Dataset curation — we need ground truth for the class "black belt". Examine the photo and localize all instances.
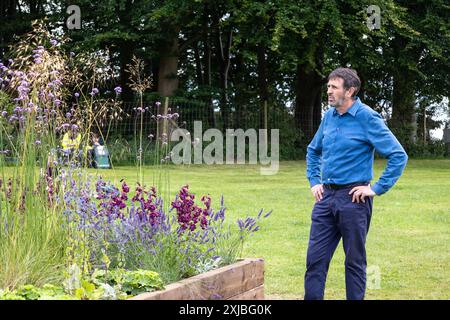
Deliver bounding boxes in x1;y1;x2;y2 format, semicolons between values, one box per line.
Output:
323;181;370;190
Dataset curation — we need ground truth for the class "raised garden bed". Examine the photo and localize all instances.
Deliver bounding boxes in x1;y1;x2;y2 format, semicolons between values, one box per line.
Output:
129;258;264;300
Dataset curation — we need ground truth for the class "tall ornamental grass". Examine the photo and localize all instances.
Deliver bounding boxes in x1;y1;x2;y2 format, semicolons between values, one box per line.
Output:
0;21;123;289
0;22;68;289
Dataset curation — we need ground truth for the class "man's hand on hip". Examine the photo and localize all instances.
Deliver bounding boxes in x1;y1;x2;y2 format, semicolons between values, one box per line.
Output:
349;185;376;203
311;184;324;202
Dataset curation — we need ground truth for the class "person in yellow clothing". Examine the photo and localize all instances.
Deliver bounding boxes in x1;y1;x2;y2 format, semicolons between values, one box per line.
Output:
61;128;81;160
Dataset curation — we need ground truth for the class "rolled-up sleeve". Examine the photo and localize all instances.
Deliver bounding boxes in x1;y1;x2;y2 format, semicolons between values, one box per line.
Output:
366;112;408;195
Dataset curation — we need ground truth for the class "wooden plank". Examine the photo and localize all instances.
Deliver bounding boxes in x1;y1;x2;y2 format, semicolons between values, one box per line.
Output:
130;258;264;300
227;285;264;300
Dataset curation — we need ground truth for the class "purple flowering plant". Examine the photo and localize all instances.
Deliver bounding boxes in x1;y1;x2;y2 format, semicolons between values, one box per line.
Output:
59;171;271;283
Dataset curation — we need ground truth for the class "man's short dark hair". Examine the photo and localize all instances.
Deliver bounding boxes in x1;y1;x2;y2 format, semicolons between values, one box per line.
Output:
328;68;361;97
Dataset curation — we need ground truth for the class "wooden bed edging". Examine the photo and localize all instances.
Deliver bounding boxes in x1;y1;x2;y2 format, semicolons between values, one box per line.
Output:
129;258;264;300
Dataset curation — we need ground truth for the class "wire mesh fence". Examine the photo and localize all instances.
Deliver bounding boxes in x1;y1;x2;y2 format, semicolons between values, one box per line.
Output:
0;96;308;168
99;97;304;165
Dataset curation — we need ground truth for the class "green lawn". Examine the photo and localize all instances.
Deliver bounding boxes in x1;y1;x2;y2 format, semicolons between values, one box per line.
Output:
89;159;450;299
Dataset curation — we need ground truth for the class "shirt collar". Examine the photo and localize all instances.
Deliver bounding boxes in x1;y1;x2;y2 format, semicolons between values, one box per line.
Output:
332;97;362;117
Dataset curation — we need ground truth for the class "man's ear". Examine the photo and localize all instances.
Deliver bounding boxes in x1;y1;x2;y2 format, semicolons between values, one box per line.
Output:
346;87;355;98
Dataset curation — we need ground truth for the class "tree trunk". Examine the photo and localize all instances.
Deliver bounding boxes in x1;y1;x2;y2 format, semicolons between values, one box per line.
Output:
203;19;215;128
0;0;18;59
358;71;366;101
390;37;417;148
193;41;204;85
234;50;252;129
115;0;135;106
119;40;135;104
216;25;232;130
391;71;417;147
157;36;180;97
312;88;322;131
257;43;269;130
28;0;40;15
294;64;323;142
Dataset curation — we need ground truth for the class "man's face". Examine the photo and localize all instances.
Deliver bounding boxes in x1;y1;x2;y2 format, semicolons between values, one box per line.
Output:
327;77;349;108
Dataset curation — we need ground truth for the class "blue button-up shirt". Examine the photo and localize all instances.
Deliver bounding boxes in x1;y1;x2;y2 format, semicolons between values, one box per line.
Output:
306;97;408;195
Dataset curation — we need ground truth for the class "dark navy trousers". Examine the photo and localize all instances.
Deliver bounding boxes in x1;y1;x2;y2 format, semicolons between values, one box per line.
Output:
304;185;373;300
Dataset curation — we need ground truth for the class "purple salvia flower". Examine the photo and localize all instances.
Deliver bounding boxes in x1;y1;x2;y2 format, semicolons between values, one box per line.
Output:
264;210;272;218
257;208;263;219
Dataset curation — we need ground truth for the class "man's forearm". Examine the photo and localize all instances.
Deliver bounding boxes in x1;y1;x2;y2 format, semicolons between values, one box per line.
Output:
371;150;408;195
306;149;322;187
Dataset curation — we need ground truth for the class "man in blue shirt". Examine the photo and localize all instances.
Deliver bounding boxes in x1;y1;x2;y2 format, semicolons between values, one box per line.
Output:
304;68;408;300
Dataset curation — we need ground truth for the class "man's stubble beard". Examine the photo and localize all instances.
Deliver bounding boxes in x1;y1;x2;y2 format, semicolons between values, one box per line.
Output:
330;97;345;108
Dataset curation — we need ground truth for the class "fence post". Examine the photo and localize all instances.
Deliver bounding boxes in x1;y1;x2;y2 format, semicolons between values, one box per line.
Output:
163;96;169;136
264;100;268;146
443;127;450;157
423;107;427;145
